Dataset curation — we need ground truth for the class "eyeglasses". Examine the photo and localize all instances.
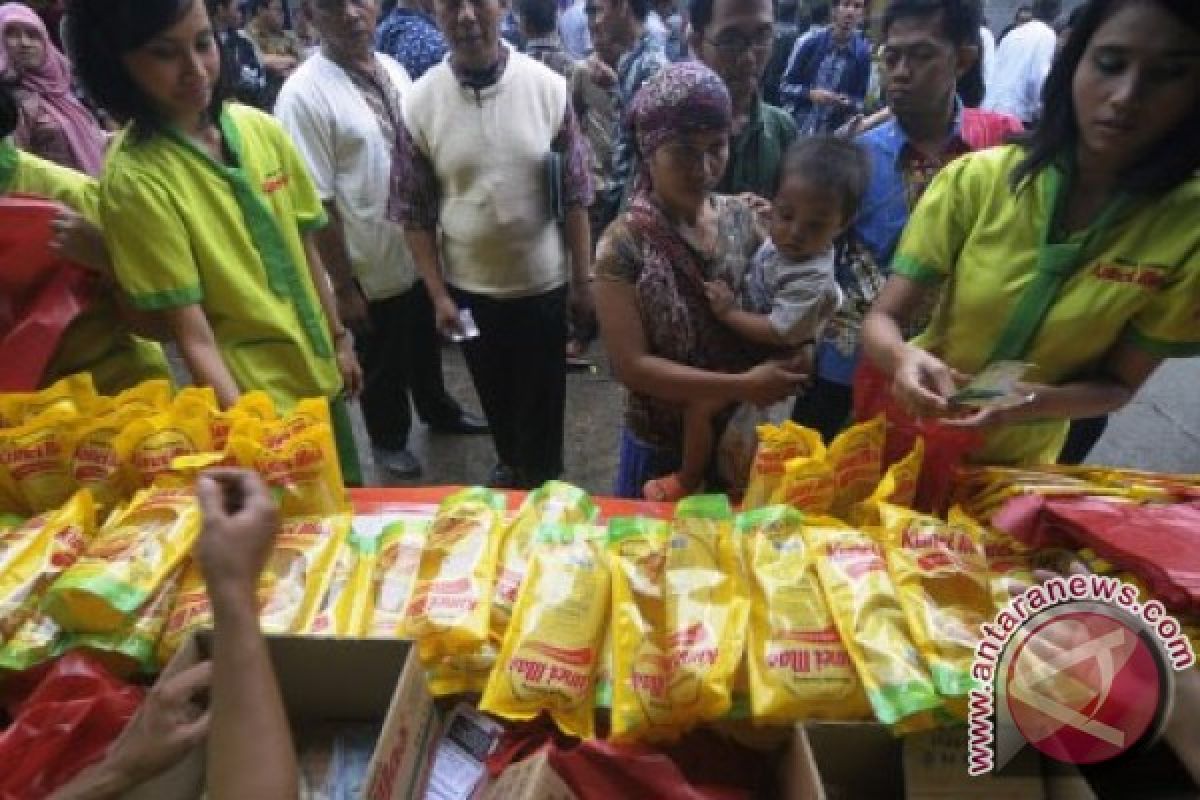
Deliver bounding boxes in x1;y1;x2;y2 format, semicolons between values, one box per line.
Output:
703;29;774;56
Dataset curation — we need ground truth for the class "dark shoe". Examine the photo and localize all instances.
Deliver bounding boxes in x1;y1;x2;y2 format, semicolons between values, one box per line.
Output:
428;410;490;435
376;447;422;479
485;463;520;489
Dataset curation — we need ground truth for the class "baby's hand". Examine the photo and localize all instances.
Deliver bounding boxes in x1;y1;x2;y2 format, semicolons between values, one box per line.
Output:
704;280;735;318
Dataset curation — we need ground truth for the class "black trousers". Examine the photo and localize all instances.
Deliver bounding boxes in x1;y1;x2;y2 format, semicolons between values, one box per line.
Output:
1060;415;1110;465
356;282;465;451
452;285;567;488
790;377;854;445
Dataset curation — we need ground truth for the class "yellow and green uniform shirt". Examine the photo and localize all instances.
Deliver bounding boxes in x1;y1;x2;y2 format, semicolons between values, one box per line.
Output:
893;145;1200;466
98;104;341;411
0;140;170;394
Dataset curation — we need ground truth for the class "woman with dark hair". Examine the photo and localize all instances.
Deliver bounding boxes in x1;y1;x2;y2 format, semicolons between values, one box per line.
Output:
0;3;105;173
65;0;364;482
862;0;1200;467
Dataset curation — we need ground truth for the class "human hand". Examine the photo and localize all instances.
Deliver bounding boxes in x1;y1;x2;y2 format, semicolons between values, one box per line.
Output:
195;470;279;602
104;661;212;788
737;192;772;225
784;342;816;389
432;292;463;339
335;282;371;333
704;280;736;318
335;335;363;399
741;360;806;407
50;210;114;278
569;280;595;335
809;88;840;106
587;54;617;88
890;345;966;418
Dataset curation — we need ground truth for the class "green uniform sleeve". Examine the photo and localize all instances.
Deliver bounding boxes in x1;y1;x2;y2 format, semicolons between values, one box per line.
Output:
273;120;328;234
1124;248;1200;357
100;166;203;311
6;148;101;222
891;153;980;285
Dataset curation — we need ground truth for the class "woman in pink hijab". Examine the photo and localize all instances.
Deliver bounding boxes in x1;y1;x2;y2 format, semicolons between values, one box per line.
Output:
1;2;105;174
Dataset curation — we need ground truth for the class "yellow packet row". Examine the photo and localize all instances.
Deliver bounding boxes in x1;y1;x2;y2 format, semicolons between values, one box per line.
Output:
259;514;351;634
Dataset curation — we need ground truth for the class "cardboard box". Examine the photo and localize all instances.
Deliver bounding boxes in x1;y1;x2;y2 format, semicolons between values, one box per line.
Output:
124;633;434;800
479;751;578;800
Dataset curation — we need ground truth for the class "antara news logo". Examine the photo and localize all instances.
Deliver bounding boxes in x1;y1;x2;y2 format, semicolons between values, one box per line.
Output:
968;573;1195;775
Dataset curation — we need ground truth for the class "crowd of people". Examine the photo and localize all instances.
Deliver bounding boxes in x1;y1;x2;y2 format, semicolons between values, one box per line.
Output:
1;0;1197;503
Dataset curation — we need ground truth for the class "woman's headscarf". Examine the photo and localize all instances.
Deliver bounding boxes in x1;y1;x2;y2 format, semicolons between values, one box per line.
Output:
0;2;105;174
628;61;732;195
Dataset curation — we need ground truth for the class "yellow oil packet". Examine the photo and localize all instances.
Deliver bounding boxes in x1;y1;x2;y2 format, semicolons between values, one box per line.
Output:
968;509;1036;611
231;422;347;518
0;410;79;513
3;374;96;426
363;519;427;639
662;495;745;730
157;561;210;665
609;516;673;742
427;644;499;696
492;482;596;642
259;514;351;634
44;487;202;634
852;439;924;527
769;450;835;515
743;422;825;510
0;467;23;516
880;504;992;713
826;416;886;520
307;534;368;638
112;380;173;417
69;566;182;676
70;411;139;512
741;506;871;723
0;601;65;672
404;488;505;663
116;411;213;490
211;390;277;450
0;490;96;640
481;524;610;739
807;521;941;726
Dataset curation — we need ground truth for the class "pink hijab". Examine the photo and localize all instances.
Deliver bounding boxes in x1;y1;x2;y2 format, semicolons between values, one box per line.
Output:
0;2;105;175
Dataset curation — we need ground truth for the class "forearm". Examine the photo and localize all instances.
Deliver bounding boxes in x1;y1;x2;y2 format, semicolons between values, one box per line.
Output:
615;352;748;407
720;309;788;348
260;54;295;74
405;228;450;301
312;203;357;292
302;234;347;339
170;308;240;408
862;306;913;377
208;584;297;800
997;378;1134;425
49;762;134;800
564;207;591;285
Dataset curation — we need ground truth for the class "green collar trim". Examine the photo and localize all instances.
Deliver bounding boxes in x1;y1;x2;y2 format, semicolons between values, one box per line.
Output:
0;141;18;195
162;109;332;358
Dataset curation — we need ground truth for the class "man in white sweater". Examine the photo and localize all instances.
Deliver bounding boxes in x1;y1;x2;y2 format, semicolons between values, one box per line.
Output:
983;0;1059;124
390;0;594;489
276;0;487;481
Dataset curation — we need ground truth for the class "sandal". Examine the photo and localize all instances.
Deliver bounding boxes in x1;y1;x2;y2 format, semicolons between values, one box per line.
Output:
643;473;690;502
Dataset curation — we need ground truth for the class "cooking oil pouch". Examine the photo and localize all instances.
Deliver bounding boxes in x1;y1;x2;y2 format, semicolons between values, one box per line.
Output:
231;421;347;517
426;643;499;696
0;410;78;513
306;535;367;637
259;514;351;634
111;380;173;417
363;518;427;639
70;411;139;512
115;411;213;490
211;390;277;450
2;374;96;426
44;487;202;634
807;521;941;726
492;482;596;642
0;490;96;640
156;560;210;665
481;524;609;739
741;506;870;723
826;416;886;520
744;422;825;510
0;467;22;516
69;565;182;676
852;439;924;527
662;495;745;731
969;508;1037;611
0;601;65;672
608;516;674;742
404;488;505;663
769;450;835;515
880;504;992;711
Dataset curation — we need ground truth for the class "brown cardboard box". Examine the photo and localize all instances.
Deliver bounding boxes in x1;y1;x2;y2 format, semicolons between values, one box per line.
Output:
479;751;578;800
123;633;433;800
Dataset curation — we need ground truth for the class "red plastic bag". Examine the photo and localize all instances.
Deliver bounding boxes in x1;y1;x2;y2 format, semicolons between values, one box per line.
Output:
0;652;144;800
852;360;981;514
0;196;97;391
489;718;779;800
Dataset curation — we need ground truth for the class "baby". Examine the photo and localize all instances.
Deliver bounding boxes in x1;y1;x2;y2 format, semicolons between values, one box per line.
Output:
644;136;870;502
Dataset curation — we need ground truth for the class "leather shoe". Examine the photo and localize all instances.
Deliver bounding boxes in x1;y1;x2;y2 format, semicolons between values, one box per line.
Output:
376;447;422;479
428;411;490;435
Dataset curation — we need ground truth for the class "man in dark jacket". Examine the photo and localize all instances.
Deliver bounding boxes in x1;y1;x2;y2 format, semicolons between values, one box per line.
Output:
779;0;869;134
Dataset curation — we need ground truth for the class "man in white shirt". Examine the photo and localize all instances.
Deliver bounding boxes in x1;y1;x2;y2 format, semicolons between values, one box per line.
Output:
983;0;1059;124
276;0;486;480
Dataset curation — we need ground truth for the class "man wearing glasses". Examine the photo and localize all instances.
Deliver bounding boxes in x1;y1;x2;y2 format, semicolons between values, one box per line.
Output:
689;0;796;200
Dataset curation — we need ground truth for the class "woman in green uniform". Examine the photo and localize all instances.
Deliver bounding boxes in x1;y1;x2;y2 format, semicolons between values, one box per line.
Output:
0;84;171;394
65;0;364;482
862;0;1200;467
